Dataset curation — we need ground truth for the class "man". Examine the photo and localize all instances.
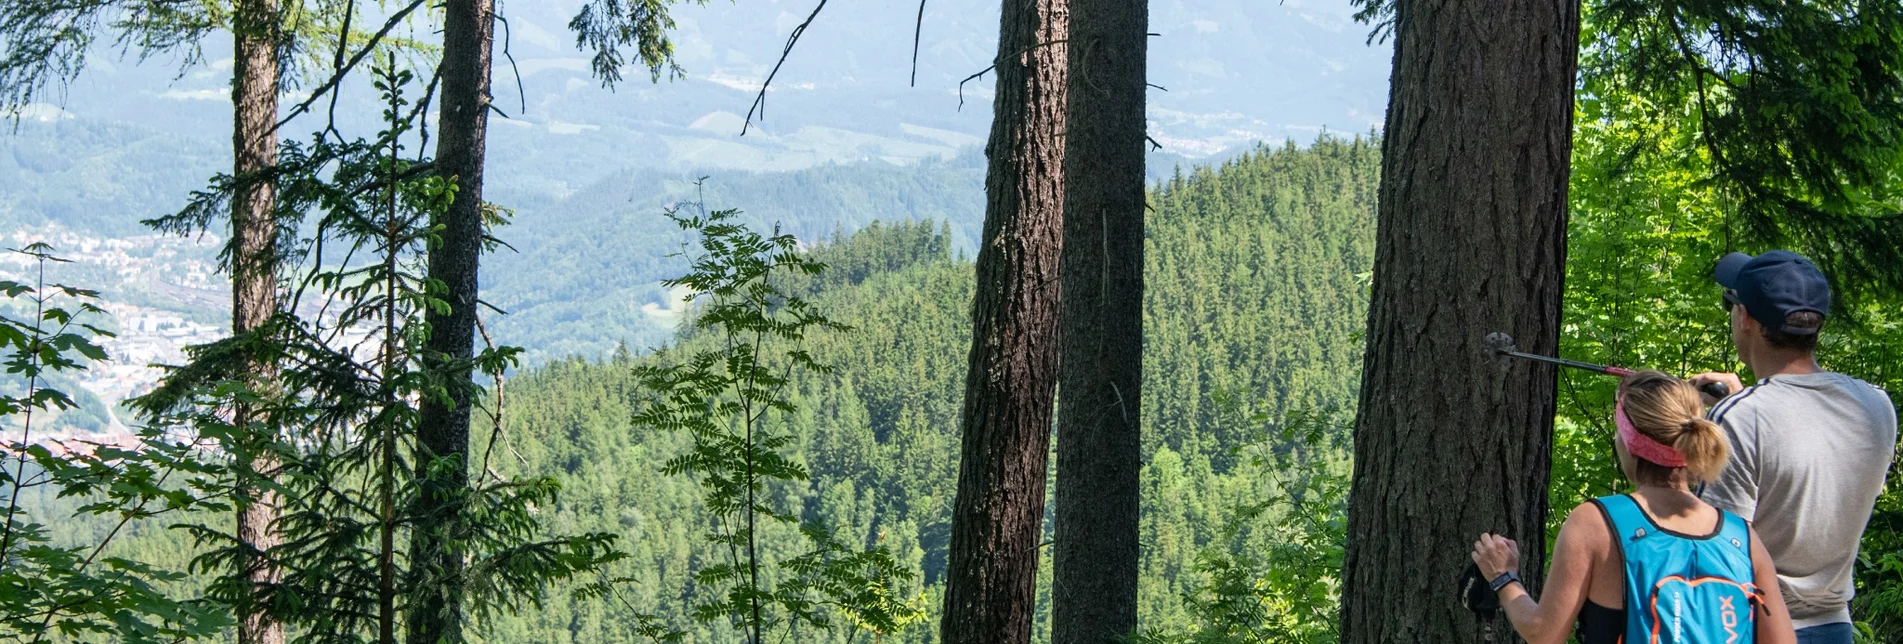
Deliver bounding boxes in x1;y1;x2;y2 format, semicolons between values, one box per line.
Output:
1692;250;1898;644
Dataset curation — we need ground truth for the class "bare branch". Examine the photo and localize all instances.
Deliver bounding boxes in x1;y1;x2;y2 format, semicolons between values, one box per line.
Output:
910;0;928;87
742;0;830;135
323;0;359;143
410;65;443;154
274;0;432;136
956;38;1067;111
495;12;527;116
955;66;994;111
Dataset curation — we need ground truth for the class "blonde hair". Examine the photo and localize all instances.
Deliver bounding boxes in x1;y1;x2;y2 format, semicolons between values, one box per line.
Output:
1619;371;1730;484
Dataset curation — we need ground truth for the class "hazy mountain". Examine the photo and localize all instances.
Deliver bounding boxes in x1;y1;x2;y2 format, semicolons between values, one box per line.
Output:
9;0;1390;201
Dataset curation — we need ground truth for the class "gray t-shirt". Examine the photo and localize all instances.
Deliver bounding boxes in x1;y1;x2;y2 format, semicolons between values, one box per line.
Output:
1700;371;1898;628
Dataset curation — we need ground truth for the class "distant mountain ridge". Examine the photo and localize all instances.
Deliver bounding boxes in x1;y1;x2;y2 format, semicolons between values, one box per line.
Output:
7;0;1389;210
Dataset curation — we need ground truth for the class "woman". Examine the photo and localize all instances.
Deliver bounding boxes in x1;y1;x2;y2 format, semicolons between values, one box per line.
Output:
1470;371;1797;644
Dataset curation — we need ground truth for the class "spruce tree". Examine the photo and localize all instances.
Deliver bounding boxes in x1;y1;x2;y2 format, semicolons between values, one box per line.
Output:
410;0;496;641
1051;0;1147;640
938;0;1068;641
229;2;286;640
1337;0;1581;641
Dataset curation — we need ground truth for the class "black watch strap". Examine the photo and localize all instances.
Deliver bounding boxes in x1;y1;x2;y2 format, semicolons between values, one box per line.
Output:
1488;570;1520;592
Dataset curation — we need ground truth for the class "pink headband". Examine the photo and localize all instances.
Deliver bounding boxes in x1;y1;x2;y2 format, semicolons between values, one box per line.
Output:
1615;397;1687;468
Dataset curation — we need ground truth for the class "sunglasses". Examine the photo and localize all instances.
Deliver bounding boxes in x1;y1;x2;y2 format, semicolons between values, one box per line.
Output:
1721;289;1742;312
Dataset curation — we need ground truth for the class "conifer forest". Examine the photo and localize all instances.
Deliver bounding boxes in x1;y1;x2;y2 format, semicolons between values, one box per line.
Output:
0;0;1899;643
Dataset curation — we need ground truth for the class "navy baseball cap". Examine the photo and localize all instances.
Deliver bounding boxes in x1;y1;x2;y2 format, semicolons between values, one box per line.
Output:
1713;250;1831;335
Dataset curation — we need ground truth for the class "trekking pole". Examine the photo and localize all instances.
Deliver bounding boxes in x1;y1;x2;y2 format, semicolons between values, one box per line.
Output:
1483;332;1731;401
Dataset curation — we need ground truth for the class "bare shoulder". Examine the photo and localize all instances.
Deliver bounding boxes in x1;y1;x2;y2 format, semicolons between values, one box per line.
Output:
1555;502;1612;555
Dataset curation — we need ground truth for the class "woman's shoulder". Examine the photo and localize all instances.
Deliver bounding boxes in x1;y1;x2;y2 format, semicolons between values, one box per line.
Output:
1556;501;1616;553
1563;501;1611;526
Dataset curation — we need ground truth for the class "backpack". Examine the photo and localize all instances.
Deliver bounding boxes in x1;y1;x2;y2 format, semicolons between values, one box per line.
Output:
1593;494;1762;644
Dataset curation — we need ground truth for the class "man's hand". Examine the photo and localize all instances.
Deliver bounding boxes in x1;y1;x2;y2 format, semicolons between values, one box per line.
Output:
1690;372;1744;406
1471;533;1520;581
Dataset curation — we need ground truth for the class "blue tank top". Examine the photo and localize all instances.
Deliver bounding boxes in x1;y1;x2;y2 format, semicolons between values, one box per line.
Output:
1592;494;1761;644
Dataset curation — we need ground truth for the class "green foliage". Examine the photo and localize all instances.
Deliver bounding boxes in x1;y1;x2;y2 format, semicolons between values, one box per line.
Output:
1584;0;1903;299
0;0;219;110
1550;45;1738;537
1133;406;1350;644
1142;139;1378;468
568;0;713;86
0;244;231;642
627;200;921;642
473;217;961;643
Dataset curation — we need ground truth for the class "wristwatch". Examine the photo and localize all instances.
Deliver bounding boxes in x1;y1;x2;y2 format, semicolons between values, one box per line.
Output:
1488;570;1521;593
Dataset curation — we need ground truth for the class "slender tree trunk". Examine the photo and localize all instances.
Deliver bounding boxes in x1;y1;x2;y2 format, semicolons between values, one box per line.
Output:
1050;0;1145;640
379;100;402;644
409;0;493;641
231;2;283;642
937;0;1067;640
1337;0;1580;642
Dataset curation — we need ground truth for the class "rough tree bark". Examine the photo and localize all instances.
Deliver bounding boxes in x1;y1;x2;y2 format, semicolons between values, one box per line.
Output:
231;1;284;642
408;0;493;641
1338;0;1580;642
1050;0;1145;640
937;0;1067;641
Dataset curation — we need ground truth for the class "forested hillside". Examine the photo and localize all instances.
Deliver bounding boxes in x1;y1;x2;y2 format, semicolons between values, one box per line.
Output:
482;146;1257;364
481;137;1379;642
0;118;223;237
483;152;988;362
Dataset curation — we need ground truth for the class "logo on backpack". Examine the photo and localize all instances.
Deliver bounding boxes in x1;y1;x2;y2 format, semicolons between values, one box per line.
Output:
1648;576;1756;644
1722;595;1740;643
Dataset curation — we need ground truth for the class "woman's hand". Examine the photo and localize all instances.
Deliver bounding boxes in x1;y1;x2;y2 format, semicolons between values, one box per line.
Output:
1471;533;1521;580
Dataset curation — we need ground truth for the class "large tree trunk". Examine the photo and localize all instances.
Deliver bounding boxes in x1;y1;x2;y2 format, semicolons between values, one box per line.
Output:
1050;0;1145;640
231;2;283;642
409;0;493;641
937;0;1067;641
1337;1;1580;642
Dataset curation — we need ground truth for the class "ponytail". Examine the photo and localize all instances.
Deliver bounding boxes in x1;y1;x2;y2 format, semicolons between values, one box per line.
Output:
1619;371;1735;486
1673;416;1729;484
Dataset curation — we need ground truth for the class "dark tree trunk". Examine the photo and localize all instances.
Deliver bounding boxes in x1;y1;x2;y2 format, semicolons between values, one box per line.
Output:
1337;0;1580;642
937;0;1067;641
1050;0;1145;640
231;2;283;642
408;0;493;641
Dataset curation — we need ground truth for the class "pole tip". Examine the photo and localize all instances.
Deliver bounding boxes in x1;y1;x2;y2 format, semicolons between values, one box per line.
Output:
1482;331;1517;356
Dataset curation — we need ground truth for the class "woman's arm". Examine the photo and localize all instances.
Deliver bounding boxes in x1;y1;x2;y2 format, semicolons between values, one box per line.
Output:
1748;526;1796;644
1471;504;1606;644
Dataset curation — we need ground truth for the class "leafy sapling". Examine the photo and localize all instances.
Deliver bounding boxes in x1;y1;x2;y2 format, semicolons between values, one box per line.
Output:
630;197;924;643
